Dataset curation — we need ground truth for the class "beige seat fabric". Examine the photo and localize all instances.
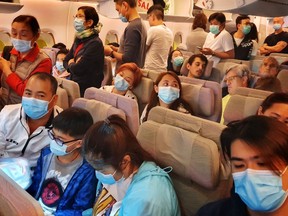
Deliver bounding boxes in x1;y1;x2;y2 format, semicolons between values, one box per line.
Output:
41;47;59;66
223;87;272;125
72;98;126;123
141;68;160;82
137;107;230;216
56;87;69;109
55;77;80;108
180;58;214;79
101;57;113;86
84;87;139;135
0;169;44;216
132;77;154;114
180;77;222;122
277;69;288;93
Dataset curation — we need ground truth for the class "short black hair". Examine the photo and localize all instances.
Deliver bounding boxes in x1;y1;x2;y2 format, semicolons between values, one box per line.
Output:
260;92;288;113
78;6;99;28
208;12;226;24
12;15;40;36
56;48;69;58
187;54;208;65
147;4;164;20
236;15;250;29
52;107;93;138
29;72;58;95
52;43;67;50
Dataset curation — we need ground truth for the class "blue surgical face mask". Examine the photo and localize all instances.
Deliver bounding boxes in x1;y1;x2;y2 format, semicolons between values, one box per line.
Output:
173;56;184;67
55;61;65;72
74;18;85;32
11;38;32;53
158;86;180;104
22;96;51;120
119;14;128;23
233;168;288;212
242;25;251;35
114;74;130;91
50;140;68;156
96;170;117;185
210;25;220;35
273;23;281;30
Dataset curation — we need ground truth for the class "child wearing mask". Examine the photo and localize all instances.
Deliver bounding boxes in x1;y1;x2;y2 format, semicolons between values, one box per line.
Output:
27;107;97;216
52;48;70;79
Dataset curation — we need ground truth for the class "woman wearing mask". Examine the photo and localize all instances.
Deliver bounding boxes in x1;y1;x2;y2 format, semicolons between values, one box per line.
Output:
64;6;104;96
0;15;52;110
141;71;193;123
82;115;181;216
100;63;142;101
167;49;184;75
52;48;70;79
200;12;234;67
197;115;288;216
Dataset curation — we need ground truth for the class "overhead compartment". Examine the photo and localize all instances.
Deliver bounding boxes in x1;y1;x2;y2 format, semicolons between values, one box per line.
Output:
0;0;23;13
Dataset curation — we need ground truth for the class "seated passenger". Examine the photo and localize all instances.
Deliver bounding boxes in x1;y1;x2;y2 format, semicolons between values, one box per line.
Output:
197;115;288;216
52;42;67;50
200;12;234;67
167;49;184;75
82;115;181;216
100;63;142;101
0;73;61;170
186;54;208;79
0;15;52;110
141;71;193;123
258;92;288;125
52;48;70;79
28;107;97;215
257;56;279;78
254;76;282;92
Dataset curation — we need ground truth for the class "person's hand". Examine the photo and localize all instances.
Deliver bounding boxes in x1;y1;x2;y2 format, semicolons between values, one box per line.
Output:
200;48;214;55
68;58;75;65
0;57;12;76
104;45;113;56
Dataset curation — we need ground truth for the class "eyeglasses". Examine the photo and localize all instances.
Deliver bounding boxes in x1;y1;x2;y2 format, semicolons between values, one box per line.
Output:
224;75;241;83
73;14;85;19
48;130;79;146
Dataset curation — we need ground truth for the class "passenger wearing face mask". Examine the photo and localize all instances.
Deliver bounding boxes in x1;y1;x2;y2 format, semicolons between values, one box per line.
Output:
0;15;52;110
52;48;70;79
100;63;142;101
104;0;147;70
140;71;193;123
232;15;258;60
197;115;288;216
64;6;104;96
82;115;181;216
0;73;62;170
260;17;288;55
27;107;97;216
201;12;234;67
167;49;184;75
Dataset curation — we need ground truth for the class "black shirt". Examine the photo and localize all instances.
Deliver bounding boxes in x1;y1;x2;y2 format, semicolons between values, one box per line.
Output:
264;31;288;54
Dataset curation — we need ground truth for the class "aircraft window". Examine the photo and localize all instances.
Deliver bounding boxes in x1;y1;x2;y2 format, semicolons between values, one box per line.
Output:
0;31;12;53
36;31;55;48
173;32;182;50
105;31;118;45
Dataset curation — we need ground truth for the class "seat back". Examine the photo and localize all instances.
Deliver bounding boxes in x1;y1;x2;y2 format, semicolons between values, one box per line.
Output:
180;77;222;122
55;77;80;108
0;169;44;216
84;87;139;135
277;69;288;93
132;77;154;114
101;57;113;86
141;68;160;82
180;58;214;80
223;87;272;124
137;107;230;216
56;86;69;109
72;98;126;123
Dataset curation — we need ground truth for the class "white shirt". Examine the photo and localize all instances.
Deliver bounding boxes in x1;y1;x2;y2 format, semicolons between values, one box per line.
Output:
186;28;208;54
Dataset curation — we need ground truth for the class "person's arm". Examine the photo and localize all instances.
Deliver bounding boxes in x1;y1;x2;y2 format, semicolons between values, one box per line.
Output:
262;41;287;53
4;58;52;96
201;48;235;59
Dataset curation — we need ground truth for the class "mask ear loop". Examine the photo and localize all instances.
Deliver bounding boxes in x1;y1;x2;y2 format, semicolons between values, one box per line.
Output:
280;166;288;177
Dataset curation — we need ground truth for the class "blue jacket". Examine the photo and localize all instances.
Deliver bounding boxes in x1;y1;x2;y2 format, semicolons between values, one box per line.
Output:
27;147;97;216
119;161;181;216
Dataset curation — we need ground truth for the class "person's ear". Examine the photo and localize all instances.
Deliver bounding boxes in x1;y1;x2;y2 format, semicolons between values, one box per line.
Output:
154;84;159;93
186;63;191;70
51;95;58;107
120;154;131;170
257;106;264;115
85;19;94;28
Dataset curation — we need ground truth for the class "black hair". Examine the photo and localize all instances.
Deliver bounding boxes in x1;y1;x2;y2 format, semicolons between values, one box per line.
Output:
260;92;288;113
187;54;208;65
29;72;58;95
78;6;99;28
153;0;165;8
52;43;67;50
235;15;250;26
114;0;137;8
147;4;164;20
12;15;40;36
208;12;226;24
56;48;69;58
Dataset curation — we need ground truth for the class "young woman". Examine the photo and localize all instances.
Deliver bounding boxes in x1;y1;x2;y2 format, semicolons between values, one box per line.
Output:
64;6;104;96
100;63;142;101
167;49;184;75
0;15;52;109
141;71;193;123
197;115;288;216
82;115;181;216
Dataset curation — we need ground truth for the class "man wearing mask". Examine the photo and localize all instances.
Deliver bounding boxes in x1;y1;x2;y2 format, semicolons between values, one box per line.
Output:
200;12;234;67
259;17;288;55
104;0;147;68
232;15;258;60
0;73;61;170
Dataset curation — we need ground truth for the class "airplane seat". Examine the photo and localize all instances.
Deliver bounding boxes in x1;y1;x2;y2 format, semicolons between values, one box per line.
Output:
179;77;222;122
181;50;194;59
56;86;69;109
136;106;231;216
84;87;139;135
55;77;80;108
141;69;160;82
270;52;288;60
277;69;288;93
101;57;113;86
0;169;44;216
41;47;59;66
132;77;154;115
250;59;262;74
223;87;272;125
180;58;214;80
72;98;126;123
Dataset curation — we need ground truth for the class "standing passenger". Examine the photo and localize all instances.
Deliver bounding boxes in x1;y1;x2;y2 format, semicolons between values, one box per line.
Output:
64;6;104;96
0;15;52;110
104;0;147;69
144;4;173;72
